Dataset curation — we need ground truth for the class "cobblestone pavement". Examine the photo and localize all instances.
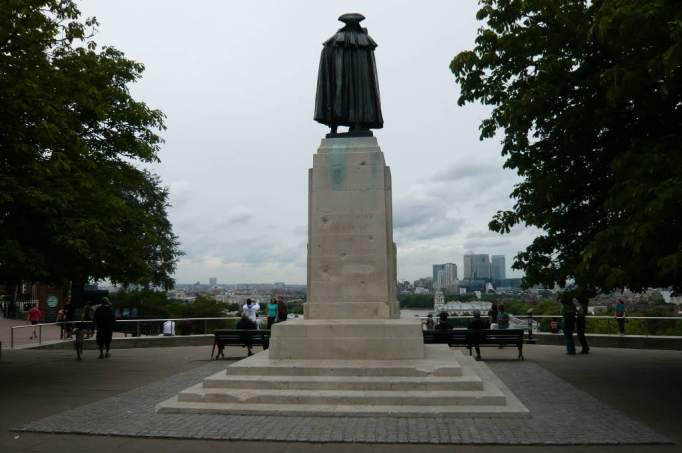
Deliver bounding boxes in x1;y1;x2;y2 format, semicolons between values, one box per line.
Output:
13;358;669;445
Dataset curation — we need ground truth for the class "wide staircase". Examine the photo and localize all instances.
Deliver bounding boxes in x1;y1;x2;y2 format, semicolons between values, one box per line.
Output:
157;345;528;417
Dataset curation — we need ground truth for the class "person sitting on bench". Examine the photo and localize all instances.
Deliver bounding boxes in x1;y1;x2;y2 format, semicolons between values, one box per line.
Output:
236;313;257;356
435;312;452;330
467;310;489;361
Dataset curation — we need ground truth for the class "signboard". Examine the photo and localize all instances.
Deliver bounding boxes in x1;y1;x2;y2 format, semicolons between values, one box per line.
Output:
47;295;59;308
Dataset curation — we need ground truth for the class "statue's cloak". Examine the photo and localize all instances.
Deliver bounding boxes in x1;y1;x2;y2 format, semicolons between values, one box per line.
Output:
314;15;383;130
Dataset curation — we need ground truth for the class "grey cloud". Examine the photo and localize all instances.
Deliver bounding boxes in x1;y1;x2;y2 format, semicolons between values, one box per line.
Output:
394;195;463;242
433;161;500;182
466;225;526;240
219;207;254;226
463;237;511;250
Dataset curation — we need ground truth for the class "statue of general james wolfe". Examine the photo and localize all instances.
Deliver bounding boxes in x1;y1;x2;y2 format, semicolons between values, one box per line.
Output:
314;13;384;137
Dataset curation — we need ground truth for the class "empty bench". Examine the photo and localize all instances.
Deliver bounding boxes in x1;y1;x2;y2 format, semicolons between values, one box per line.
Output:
423;328;525;360
211;329;270;359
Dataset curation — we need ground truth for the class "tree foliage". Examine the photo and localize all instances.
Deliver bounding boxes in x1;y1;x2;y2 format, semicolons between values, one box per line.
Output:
0;0;180;289
109;290;226;319
452;0;682;292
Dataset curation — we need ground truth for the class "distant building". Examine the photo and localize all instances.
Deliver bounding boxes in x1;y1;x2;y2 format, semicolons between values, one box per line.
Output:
432;264;445;289
413;277;433;291
433;263;457;290
463;253;490;280
397;280;412;293
491;255;506;280
464;254;491;280
463;255;474;280
209;277;217;287
434;300;492;315
434;289;445;305
495;278;523;289
457;279;487;293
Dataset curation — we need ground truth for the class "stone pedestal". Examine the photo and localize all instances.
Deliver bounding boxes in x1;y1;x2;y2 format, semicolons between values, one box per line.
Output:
269;136;417;360
304;136;400;320
269;319;424;360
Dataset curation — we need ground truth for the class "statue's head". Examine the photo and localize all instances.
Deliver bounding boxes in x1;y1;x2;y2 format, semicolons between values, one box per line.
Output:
338;13;365;29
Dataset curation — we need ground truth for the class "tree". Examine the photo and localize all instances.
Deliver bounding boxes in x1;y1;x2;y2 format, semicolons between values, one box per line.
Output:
451;0;682;293
0;0;180;292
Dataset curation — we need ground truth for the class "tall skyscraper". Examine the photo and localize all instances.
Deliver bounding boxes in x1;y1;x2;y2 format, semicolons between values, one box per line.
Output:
433;263;458;289
209;277;217;287
443;263;457;286
491;255;506;280
432;264;445;286
463;253;491;280
463;255;474;279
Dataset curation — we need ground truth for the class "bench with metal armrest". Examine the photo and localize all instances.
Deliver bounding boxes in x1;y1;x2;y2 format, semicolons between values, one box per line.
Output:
423;328;525;360
211;329;270;359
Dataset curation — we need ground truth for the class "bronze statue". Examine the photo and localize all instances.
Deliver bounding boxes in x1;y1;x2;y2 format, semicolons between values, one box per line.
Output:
314;13;383;137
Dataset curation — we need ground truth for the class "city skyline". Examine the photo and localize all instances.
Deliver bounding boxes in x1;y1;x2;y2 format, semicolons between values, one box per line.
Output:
78;1;536;284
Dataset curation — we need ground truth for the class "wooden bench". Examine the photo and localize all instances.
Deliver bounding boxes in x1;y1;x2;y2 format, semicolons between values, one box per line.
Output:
211;329;270;359
423;328;525;360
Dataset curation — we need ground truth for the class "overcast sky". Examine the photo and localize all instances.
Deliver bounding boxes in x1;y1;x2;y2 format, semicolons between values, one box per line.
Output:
79;0;539;284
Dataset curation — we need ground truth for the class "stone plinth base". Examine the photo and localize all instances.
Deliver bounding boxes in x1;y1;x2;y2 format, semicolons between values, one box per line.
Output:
156;345;529;418
268;318;424;360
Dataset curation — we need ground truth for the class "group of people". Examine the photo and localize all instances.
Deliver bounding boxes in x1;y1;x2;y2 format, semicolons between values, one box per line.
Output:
425;310;492;361
561;299;591;355
233;297;288;356
54;297;116;359
240;297;288;328
423;303;518;361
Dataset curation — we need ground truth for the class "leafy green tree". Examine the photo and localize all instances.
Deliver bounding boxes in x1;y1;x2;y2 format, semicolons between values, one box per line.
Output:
452;0;682;292
0;1;180;292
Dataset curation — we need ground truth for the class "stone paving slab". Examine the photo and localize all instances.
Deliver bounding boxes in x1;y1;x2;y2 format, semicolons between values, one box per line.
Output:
12;359;670;445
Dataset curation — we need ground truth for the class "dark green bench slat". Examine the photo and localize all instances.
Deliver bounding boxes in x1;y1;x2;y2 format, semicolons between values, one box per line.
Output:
422;329;525;360
212;329;271;358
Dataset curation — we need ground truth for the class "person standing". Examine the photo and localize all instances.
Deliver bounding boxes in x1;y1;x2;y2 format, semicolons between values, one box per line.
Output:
561;299;577;355
576;303;590;354
497;305;510;329
56;306;66;339
424;313;435;330
27;304;42;339
94;297;115;358
487;302;498;325
242;299;260;324
614;299;626;335
63;296;75;339
467;310;489;361
266;298;278;329
82;300;94;339
277;296;288;323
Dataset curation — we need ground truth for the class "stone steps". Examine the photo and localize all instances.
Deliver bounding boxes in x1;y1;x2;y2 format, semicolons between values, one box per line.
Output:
225;351;463;377
157;399;529;418
156;346;530;418
176;384;505;406
204;373;484;391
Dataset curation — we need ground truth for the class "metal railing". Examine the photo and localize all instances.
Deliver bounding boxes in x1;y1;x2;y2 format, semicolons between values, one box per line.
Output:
9;314;682;349
8;316;272;349
419;313;682;339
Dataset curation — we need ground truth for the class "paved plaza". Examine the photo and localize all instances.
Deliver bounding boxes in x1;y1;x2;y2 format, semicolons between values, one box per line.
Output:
1;344;680;452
